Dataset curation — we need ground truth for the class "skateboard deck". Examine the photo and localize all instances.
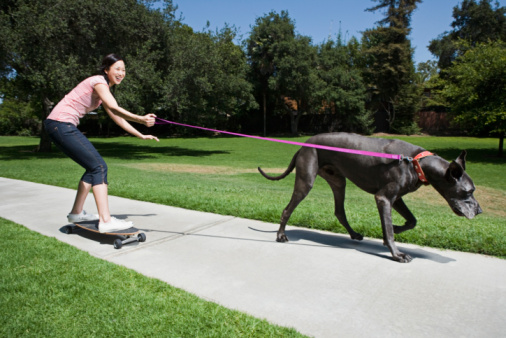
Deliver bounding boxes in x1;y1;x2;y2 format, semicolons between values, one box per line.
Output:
65;220;146;249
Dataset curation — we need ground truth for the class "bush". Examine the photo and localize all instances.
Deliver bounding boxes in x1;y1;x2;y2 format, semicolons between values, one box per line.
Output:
0;98;40;136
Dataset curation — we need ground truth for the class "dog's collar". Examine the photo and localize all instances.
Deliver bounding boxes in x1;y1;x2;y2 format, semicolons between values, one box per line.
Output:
412;151;434;185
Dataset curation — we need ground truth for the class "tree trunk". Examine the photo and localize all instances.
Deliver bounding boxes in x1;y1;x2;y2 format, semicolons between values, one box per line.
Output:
289;111;297;135
263;91;267;137
37;97;53;152
499;132;504;157
289;99;302;136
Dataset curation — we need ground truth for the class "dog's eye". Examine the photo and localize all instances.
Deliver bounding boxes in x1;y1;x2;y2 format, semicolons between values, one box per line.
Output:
462;186;475;198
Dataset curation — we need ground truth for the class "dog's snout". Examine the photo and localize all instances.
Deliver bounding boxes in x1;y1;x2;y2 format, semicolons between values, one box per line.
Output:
477;205;483;215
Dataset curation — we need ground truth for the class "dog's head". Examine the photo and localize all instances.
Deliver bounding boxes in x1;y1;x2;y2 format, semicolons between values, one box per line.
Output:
427;150;482;219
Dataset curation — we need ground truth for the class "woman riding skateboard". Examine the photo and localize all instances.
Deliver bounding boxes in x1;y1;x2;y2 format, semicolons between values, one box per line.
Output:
44;54;159;233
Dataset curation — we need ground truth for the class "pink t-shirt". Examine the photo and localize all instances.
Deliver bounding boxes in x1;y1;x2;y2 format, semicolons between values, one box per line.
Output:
47;75;108;126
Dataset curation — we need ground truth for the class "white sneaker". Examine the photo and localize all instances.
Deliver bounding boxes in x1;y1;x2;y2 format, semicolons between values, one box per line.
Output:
98;217;133;233
67;210;99;223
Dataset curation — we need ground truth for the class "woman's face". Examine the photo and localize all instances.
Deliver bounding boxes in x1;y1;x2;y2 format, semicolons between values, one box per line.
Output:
105;60;126;86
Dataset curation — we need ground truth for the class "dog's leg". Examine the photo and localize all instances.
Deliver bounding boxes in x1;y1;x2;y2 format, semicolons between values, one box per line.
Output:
277;176;315;242
278;187;312;242
277;150;318;243
375;191;412;263
324;175;363;241
392;198;417;234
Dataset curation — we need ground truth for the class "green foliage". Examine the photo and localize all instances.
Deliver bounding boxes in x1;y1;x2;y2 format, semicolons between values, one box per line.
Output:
271;35;319;135
246;11;372;136
366;0;422;28
246;11;297;134
0;0;256;138
362;0;422;133
246;11;296;82
0;0;177;147
0;0;172;101
437;40;506;154
429;0;506;69
1;0;502;139
416;60;438;84
414;60;441;113
0;97;39;136
160;25;257;131
425;0;506;146
0;79;40;135
315;37;372;134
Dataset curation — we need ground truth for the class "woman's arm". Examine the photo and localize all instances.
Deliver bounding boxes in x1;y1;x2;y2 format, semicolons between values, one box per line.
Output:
94;83;156;127
104;106;159;141
95;83;159;141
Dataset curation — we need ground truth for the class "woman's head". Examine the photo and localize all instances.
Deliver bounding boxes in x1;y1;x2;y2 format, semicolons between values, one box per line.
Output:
99;54;126;86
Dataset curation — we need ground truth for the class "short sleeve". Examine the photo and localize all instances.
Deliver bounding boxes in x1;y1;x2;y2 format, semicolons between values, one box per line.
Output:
89;75;108;88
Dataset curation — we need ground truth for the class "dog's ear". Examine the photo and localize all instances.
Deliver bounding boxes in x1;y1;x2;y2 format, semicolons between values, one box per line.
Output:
455;150;467;171
446;160;464;182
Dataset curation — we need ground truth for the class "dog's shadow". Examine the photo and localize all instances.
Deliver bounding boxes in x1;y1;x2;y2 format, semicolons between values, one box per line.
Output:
281;229;455;264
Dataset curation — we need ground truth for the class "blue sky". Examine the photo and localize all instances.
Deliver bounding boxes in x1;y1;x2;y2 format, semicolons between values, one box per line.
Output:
166;0;506;65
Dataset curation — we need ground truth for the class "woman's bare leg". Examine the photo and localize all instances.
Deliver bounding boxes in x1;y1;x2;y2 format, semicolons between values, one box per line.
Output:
70;180;92;215
69;180;111;223
91;183;111;223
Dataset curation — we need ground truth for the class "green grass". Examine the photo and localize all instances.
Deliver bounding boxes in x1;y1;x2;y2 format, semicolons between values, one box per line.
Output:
0;217;305;337
1;134;505;258
0;134;504;335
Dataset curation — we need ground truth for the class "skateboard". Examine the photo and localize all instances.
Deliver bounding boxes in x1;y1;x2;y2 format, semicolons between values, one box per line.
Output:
64;220;146;249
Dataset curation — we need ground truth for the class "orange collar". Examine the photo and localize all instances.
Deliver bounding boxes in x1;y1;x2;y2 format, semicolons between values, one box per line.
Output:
412;151;434;185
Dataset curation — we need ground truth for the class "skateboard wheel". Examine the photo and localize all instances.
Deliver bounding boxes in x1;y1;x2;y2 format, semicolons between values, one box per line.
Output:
65;226;73;234
113;239;123;249
138;233;146;242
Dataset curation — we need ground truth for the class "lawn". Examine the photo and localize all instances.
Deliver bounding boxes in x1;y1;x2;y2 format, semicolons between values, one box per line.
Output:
0;217;304;337
1;133;504;336
1;134;505;258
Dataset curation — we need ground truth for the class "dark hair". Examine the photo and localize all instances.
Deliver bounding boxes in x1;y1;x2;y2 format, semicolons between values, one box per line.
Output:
99;53;124;84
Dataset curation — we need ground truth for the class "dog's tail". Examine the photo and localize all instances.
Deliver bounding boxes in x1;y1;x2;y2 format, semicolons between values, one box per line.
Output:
258;150;299;181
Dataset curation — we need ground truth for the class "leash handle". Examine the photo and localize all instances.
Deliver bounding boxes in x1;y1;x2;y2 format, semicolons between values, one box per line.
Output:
155;117;402;161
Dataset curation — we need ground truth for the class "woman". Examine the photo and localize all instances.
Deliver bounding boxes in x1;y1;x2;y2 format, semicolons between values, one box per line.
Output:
44;54;159;233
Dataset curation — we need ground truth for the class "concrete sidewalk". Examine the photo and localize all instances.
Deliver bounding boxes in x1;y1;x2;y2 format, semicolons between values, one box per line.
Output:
1;177;505;337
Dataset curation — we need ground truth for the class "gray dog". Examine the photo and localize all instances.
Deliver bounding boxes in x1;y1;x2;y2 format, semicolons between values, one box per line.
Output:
258;132;482;263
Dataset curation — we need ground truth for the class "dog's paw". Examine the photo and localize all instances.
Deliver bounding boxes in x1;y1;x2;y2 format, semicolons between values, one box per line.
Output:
394;253;412;263
351;233;363;241
276;234;289;242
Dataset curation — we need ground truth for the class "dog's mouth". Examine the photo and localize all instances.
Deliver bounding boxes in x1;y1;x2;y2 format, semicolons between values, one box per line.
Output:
452;207;465;217
452;206;482;219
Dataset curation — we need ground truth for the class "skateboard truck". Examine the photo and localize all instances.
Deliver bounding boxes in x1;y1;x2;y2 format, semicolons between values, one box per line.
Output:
112;233;146;249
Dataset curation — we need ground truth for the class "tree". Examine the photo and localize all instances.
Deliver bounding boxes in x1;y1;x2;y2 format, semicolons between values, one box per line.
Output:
160;24;257;132
0;0;175;150
0;97;38;136
439;40;506;156
315;36;372;134
416;60;438;84
246;11;296;136
429;0;506;70
361;0;422;134
211;26;258;129
270;35;318;135
413;60;441;112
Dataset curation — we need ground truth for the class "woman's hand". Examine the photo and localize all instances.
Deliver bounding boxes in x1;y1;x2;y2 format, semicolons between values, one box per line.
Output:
143;113;157;127
140;134;159;142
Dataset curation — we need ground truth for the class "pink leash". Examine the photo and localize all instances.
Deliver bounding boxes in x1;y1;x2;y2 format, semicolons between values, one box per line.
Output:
155;117;402;161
